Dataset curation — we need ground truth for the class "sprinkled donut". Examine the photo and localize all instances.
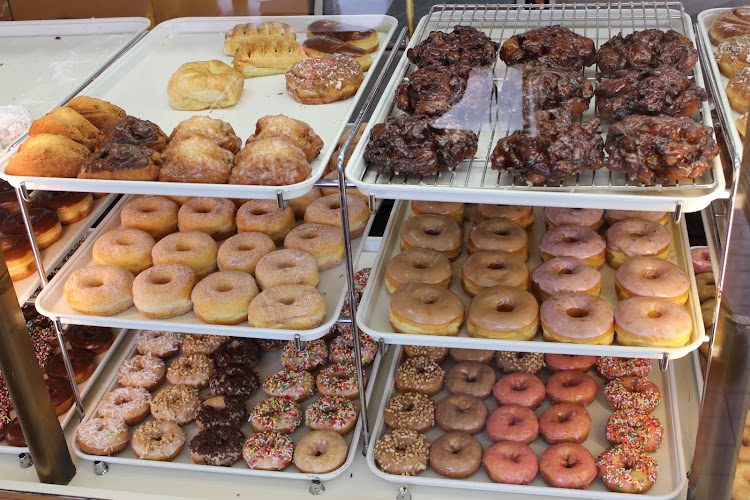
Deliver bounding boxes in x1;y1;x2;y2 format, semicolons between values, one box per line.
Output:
597;357;652;380
281;339;328;371
316;363;365;400
383;392;434;433
605;376;661;412
263;369;315;402
605;409;664;452
305;395;359;435
329;331;377;366
597;444;659;493
243;431;294;470
250;396;302;434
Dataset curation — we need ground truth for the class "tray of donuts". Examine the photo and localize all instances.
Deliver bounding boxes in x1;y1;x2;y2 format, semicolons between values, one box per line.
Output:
34;191;375;341
357;201;706;360
73;328;381;480
367;346;686;498
0;323;127;455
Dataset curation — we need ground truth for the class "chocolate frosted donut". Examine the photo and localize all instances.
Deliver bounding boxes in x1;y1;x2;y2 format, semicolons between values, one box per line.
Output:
96;115;168;152
46;348;95;384
67;325;114;355
209;365;260;398
189;425;245;466
435;393;488;435
212;338;261;368
46;376;74;415
495;351;545;374
257;339;286;352
429;432;483;479
196;395;248;430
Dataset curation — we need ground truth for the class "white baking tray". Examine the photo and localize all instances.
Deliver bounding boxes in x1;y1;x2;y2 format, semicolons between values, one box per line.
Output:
0;15;398;201
345;3;725;213
357;202;705;360
35;194;373;341
12;194;118;306
74;331;381;481
0;327;128;455
367;345;686;499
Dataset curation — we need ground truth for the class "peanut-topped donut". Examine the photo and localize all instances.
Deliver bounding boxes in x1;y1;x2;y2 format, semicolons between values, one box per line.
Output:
605;219;671;268
615;257;689;305
531;256;602;302
475;204;535;228
544;208;604;231
177;197;236;241
384;248;452;293
150;384;201;425
120;196;178;240
384;392;435;433
64;265;135;316
540;292;614;345
467;285;539;340
395;355;445;396
495;351;545;374
388;282;465;336
614;297;692;347
404;345;448;363
166;353;214;389
400;214;462;261
468;219;528;260
540;224;605;269
247;284;326;330
236;199;295;244
374;428;430;476
461;250;529;297
92;228;155;275
255;249;320;290
151;231;218;279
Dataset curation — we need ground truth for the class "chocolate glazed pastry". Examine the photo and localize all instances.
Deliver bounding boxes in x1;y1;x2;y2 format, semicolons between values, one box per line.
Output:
96;115;168;152
499;26;596;71
78;143;161;181
209;365;260;398
212;338;261;368
499;62;594;116
595;29;698;75
408;25;499;68
189;425;245;466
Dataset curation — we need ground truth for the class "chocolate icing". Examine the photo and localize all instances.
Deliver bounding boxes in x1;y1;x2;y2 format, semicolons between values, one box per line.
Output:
307;20;374;41
97;116;167;152
83;143;153;173
189;426;244;465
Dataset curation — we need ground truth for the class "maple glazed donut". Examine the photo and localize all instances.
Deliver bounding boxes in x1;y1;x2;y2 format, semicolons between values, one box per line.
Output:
395;355;446;396
1;208;61;250
544;354;597;373
474;204;535;228
293;429;348;474
544;207;604;231
286;54;365;105
399;214;462;261
383;392;434;433
76;418;129;456
435;393;488;435
492;372;545;409
97;387;152;426
605;376;661;412
132;263;196;319
605;209;669;227
540;292;614;345
374;428;430;476
120;196;178;240
483;441;538;485
445;361;496;399
467;285;539;340
284;223;345;270
236;200;295;245
540;443;597;489
409;200;465;224
546;370;598;406
495;351;545;374
461;250;529;297
531;256;602;302
385;247;452;293
131;420;186;461
614;297;692;347
616;256;689;305
305;395;359;434
191;271;258;325
388;282;465;336
606;409;664;452
430;432;483;479
64;264;135;316
539;403;592;444
597;444;659;494
92;228;155;275
248;284;326;330
255;249;320;289
605;219;671;268
217;232;275;275
539;224;605;269
468;219;528;260
151;231;218;279
486;404;539;444
117;354;166;391
177;197;236;240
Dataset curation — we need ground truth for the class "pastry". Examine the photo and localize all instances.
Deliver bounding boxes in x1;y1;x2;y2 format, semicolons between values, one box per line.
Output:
97;116;168;152
224;21;296;56
716;34;750;77
233;40;304;77
0;104;32;148
286;54;364;105
408;25;498;68
65;96;126;129
307;19;379;53
727;66;750;113
597;29;698;75
28;106;99;151
709;6;750;44
245;114;323;162
160;136;234;184
230;137;310;186
168;60;244;110
168;115;242;154
79;144;161;181
303;36;372;70
499;26;595;70
6;133;89;178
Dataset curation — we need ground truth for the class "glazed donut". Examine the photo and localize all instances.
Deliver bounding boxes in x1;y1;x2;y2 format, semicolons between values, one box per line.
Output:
191;271;259;324
374;428;430;476
255;249;320;290
614;297;692;347
97;387;152;426
486;404;539;444
540;292;614;345
92;228;155;275
189;426;245;466
304;193;369;238
389;282;464;336
540;443;597;489
709;6;750;44
281;339;327;371
539;403;591;444
76;417;129;456
286;54;364;105
383;392;435;433
196;395;248;430
177;197;236;240
539;224;605;269
606;409;663;452
284;223;345;270
495;351;545;374
409;200;465;224
429;432;483;479
445;361;496;399
492;372;545;409
209;365;260;399
461;250;529;297
474;204;535;228
530;256;602;302
696;272;716;303
605;219;671;268
250;396;302;434
0;208;61;250
217;232;275;275
329;331;377;366
64;265;134;316
132;263;196;319
544;354;597;373
120;196;179;240
131;420;186;461
243;431;294;470
450;348;494;364
236;200;295;245
400;214;463;261
546;370;598;406
293;429;348;474
36;191;93;225
46;349;95;383
715;34;750;77
395;355;446;396
544;207;604;231
703;298;717;329
182;333;228;356
0;235;36;281
467;285;539;340
435;393;488;435
385;248;452;293
67;325;114;355
403;345;447;364
248;284;326;330
468;219;528;260
150;384;201;425
615;257;689;305
597;444;659;493
151;231;218;279
117;353;166;391
605;210;669;227
605;376;661;412
306;395;358;435
213;338;261;368
316;363;363;399
483;441;538;485
691;247;713;274
166;353;214;389
288;188;322;218
263;369;315;401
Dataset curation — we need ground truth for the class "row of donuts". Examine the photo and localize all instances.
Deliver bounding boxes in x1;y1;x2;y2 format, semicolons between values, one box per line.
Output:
373;347;663;494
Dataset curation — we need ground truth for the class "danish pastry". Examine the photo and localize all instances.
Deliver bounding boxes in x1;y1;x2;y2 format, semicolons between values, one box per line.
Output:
6;133;90;178
286;54;364;105
97;116;168;152
168;60;244;111
65;96;126;129
245;114;323;162
29;107;99;151
727;66;750;113
230;137;310;186
233;40;304;78
160;136;234;184
224;21;296;56
307;19;379;53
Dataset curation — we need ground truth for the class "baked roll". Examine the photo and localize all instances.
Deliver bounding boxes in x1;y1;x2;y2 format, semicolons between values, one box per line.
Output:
302;36;372;71
232;40;304;77
245;114;323;162
230;138;310;186
6;133;90;178
160;136;234;184
167;60;244;111
79;144;161;181
169;115;242;154
709;6;750;45
286;54;364;105
65;96;126;129
224;21;296;56
29;107;99;151
97;116;169;153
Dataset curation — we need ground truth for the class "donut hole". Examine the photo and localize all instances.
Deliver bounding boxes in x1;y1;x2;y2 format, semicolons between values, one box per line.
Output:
237;244;255;252
176;242;193;252
215;284;233;293
496;302;514;313
487;261;505;270
423;227;442;236
87;279;105;288
279;297;296;306
557;268;573;275
647;310;662;319
414;260;430;270
151;276;172;285
643;270;660;280
562;236;579;243
627;230;646;238
566;308;589;319
492;229;510;236
422;295;438;305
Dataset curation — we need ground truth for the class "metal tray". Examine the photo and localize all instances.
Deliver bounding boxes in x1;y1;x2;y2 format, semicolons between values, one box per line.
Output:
367;345;686;499
35;194;373;342
0;15;398;201
74;331;381;481
345;2;724;213
0;327;128;455
357;202;705;360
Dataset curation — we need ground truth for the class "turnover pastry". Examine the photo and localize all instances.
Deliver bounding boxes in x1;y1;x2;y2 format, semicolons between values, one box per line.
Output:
230;138;310;186
303;36;372;70
79;144;162;181
233;40;304;77
245;114;323;162
596;29;698;75
29;107;99;151
97;116;168;153
169;115;241;154
286;54;364;105
6;133;90;178
65;96;126;129
224;21;296;56
160;136;234;184
168;60;244;110
709;6;750;45
307;19;379;53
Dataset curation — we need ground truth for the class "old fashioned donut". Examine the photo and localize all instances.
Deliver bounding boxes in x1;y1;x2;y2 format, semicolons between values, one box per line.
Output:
76;417;129;456
286;54;364;105
250;396;302;434
374;428;429;476
177;197;236;240
429;432;482;479
1;208;61;250
64;264;134;316
284;223;345;270
189;426;245;466
0;235;36;281
196;395;248;430
614;297;692;347
117;354;165;391
540;292;614;345
597;357;652;380
384;392;434;433
248;284;326;330
67;325;114;355
166;353;214;389
209;365;260;399
410;200;464;223
546;370;598;406
217;232;275;275
132;263;196;319
243;431;294;470
435;393;488;435
97;387;152;426
136;330;182;358
615;257;689;305
151;231;218;279
696;272;716;303
304;193;369;238
597;444;659;493
385;248;452;293
236;200;295;245
605;219;671;268
495;351;545;374
531;256;602;301
461;250;529;297
544;207;604;231
475;204;535;228
544;354;597;373
468;219;528;260
400;214;462;261
46;349;95;383
92;228;155;275
120;196;178;240
293;429;348;474
486;404;539;444
605;376;661;412
191;271;258;324
150;384;201;425
404;345;448;363
281;339;327;371
606;409;663;452
492;372;545;409
255;249;320;290
467;285;539;340
131;420;186;461
483;441;538;485
389;282;465;336
445;361;496;399
540;224;605;269
540;442;597;489
395;355;445;396
450;348;495;364
316;363;364;400
305;395;358;435
539;403;591;444
263;369;315;402
36;191;93;225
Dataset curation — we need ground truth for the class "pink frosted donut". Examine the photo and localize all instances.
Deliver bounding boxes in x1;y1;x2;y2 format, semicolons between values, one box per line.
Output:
483;441;538;485
539;225;605;269
544;354;597;372
615;256;689;305
546;370;598;407
605;210;668;226
486;404;539;444
614;297;692;348
544;208;604;231
531;256;602;301
691;247;712;274
540;292;614;345
540;443;597;489
492;372;545;409
605;219;671;268
539;403;592;444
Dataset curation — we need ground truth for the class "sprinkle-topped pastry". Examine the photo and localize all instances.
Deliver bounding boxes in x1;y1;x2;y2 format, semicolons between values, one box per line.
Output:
286;54;364;105
604;377;661;413
281;339;328;371
597;357;652;380
606;409;664;452
243;431;294;470
250;397;302;434
305;395;358;435
597;444;659;493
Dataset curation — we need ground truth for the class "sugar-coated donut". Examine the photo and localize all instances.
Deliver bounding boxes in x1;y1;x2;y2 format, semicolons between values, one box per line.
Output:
605;219;671;268
97;387;152;426
92;228;155;275
492;372;545;409
544;207;604;231
395;355;445;396
236;199;295;245
435;393;488;435
151;231;218;279
389;282;465;336
540;292;614;344
384;392;434;433
293;429;348;474
597;444;659;493
132;263;196;319
374;428;429;476
191;271;258;324
540;224;605;269
150;384;201;425
539;403;591;444
615;256;689;305
76;417;129;456
177;197;237;240
305;193;370;238
468;219;528;260
385;248;452;293
475;204;535;228
243;431;294;470
117;354;166;391
445;361;496;399
531;256;602;302
429;432;482;479
120;196;178;240
64;265;134;316
400;214;463;261
248;284;326;330
217;232;275;275
255;249;320;290
410;200;465;224
483;441;538;485
131;420;186;461
288;188;322;218
461;250;529;297
546;370;598;406
486;404;539;444
614;297;692;347
305;395;358;435
467;285;539;340
540;443;597;489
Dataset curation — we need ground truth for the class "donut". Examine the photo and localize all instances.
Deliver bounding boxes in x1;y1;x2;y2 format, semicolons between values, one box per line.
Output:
97;387;152;425
64;264;134;316
213;338;261;368
597;444;659;493
255;249;320;290
446;361;496;399
702;298;716;329
92;228;155;275
306;20;379;52
435;393;488;435
150;384;201;425
544;207;604;232
530;256;602;302
597;357;652;380
189;426;245;466
468;219;528;260
132;263;196;319
539;403;591;444
727;66;750;113
0;235;36;281
217;232;276;276
304;193;369;238
45;377;74;415
405;345;448;363
191;271;259;324
250;396;302;434
492;372;545;409
605;376;661;412
131;420;186;461
151;231;218;279
248;284;326;330
539;224;605;269
691;247;713;274
429;432;482;479
400;214;462;261
388;282;464;336
293;429;348;474
546;370;598;406
483;441;538;485
696;272;716;303
305;395;358;435
316;363;364;399
409;200;464;223
544;354;597;373
0;181;19;213
540;292;614;345
605;210;669;227
606;409;663;452
383;392;434;433
132;330;183;362
0;208;61;250
709;6;750;44
36;191;93;225
605;219;671;268
286;54;364;105
329;331;377;366
450;348;495;364
243;431;294;470
196;395;248;430
76;417;129;456
461;250;529;297
67;325;114;355
288;188;322;218
495;351;545;374
615;257;689;305
395;355;445;396
319;170;369;201
177;197;236;240
209;365;260;399
257;339;286;352
715;34;750;77
166;353;214;389
120;196;178;240
263;369;315;402
467;285;539;340
5;418;26;447
614;297;692;347
284;223;345;270
46;348;95;383
117;353;166;391
474;204;535;228
486;404;539;444
374;428;430;476
182;334;228;356
539;443;597;489
236;200;295;245
385;248;452;293
281;338;328;371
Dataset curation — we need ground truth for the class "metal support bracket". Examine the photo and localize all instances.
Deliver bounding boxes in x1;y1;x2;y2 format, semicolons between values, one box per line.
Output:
15;186;48;286
378;338;386;356
368;194;377;213
309;479;325;495
18;453;33;469
53;318;85;418
660;353;670;372
672;201;683;224
276;190;285;212
93;461;109;476
396;486;412;500
293;334;302;351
